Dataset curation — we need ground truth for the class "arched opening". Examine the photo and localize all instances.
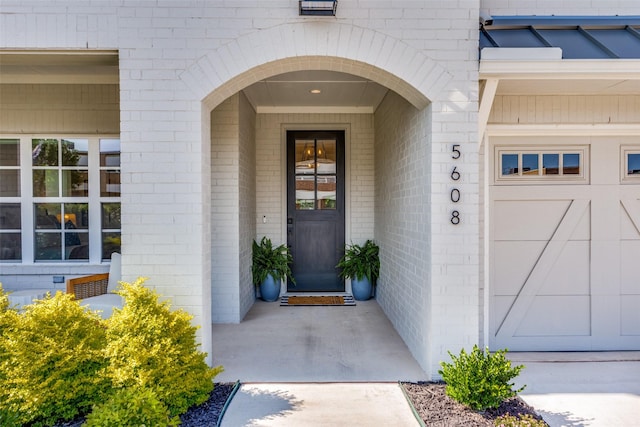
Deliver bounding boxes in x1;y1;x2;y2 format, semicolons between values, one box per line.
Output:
203;59;435;380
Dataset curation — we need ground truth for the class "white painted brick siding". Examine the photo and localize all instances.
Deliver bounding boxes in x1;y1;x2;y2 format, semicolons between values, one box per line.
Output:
0;0;495;376
374;92;432;374
238;92;257;320
255;113;375;245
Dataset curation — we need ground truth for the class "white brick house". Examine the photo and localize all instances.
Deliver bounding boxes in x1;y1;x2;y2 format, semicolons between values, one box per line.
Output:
1;1;639;378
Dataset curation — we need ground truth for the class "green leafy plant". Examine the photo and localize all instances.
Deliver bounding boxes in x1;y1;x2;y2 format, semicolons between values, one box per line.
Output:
0;284;20;427
104;277;223;417
0;291;111;427
495;413;547;427
84;386;179;427
252;236;295;286
439;345;525;410
336;239;380;282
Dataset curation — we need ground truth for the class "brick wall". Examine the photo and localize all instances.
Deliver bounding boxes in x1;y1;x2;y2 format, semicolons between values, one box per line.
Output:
1;0;479;376
374;91;432;372
255;113;375;246
238;92;257;320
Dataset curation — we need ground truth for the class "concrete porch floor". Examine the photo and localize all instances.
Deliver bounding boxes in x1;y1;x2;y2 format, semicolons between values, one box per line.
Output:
211;299;429;383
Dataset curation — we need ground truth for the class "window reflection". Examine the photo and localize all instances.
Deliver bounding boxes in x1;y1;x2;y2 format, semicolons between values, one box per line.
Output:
501;154;518;175
522;154;539;175
542;154;559;175
295;138;338;210
628;153;640;175
563;153;580;175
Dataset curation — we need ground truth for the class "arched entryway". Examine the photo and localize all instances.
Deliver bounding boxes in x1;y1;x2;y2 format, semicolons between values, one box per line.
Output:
181;21;477;379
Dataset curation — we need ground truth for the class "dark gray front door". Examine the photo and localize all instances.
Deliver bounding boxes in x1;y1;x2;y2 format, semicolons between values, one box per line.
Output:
287;130;345;292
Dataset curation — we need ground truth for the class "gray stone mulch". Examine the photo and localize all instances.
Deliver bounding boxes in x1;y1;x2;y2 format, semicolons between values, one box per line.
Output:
400;381;548;426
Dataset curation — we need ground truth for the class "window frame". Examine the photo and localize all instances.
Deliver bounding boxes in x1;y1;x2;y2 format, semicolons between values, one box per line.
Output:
621;146;640;183
0;135;120;264
494;145;589;185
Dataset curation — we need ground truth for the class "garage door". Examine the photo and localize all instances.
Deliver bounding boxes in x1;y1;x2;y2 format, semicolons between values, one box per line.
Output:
489;137;640;351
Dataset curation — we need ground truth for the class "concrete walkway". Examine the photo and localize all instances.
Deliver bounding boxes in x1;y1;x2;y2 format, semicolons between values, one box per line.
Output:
212;300;428;383
511;352;640;427
212;302;640;426
220;383;419;427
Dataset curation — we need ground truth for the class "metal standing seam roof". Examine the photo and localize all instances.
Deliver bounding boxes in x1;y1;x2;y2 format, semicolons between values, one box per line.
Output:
480;16;640;59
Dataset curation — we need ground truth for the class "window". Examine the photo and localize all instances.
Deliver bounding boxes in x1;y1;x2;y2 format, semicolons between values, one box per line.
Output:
622;147;640;183
295;138;337;210
0;139;21;260
0;136;120;262
496;146;588;184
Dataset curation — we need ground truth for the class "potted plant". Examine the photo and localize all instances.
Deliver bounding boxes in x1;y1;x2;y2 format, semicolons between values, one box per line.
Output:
252;236;295;302
336;239;380;301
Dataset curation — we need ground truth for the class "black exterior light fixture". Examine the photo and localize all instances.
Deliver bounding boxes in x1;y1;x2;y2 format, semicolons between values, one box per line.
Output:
299;0;337;16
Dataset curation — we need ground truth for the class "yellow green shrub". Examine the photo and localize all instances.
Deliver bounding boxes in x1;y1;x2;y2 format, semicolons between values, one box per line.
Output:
0;291;111;427
0;284;20;427
495;413;548;427
105;277;223;417
84;386;179;427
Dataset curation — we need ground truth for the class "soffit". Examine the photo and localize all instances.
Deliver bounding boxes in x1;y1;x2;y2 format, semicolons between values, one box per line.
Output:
479;16;640;96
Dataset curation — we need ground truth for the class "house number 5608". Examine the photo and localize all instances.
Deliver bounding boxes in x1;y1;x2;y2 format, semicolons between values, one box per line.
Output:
450;144;461;225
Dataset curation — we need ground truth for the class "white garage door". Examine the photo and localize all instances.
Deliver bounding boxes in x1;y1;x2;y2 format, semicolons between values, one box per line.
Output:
489;137;640;351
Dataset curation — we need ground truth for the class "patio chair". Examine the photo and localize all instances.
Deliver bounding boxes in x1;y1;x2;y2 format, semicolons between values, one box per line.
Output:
66;252;123;319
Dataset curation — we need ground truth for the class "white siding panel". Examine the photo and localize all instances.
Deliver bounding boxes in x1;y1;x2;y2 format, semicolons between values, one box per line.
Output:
489;96;640;125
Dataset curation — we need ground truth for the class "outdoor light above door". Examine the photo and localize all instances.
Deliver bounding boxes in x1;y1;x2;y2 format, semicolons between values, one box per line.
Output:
299;0;337;16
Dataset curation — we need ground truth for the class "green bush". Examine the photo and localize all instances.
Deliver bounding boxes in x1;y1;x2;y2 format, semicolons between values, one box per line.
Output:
439;345;525;410
84;386;179;427
0;284;20;427
104;277;223;417
495;413;547;427
0;291;111;427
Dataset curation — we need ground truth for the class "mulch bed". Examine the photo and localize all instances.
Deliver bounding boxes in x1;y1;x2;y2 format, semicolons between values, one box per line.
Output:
400;381;548;426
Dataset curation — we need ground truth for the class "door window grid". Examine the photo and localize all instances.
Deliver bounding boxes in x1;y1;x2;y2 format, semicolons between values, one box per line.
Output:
295;139;337;210
496;146;588;183
0;136;121;263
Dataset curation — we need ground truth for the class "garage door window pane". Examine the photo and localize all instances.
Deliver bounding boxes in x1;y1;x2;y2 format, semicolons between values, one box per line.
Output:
501;154;518;175
522;154;539;175
543;154;559;175
628;154;640;175
563;154;580;175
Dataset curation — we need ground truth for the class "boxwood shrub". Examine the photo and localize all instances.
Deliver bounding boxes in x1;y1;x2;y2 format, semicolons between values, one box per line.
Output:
0;278;223;426
439;345;525;410
0;290;111;427
105;277;223;417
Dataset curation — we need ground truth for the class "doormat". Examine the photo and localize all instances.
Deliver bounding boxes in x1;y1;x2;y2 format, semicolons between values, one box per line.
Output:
280;295;356;306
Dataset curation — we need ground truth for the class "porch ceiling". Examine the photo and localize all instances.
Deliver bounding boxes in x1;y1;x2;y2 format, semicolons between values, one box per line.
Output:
241;70;389;112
